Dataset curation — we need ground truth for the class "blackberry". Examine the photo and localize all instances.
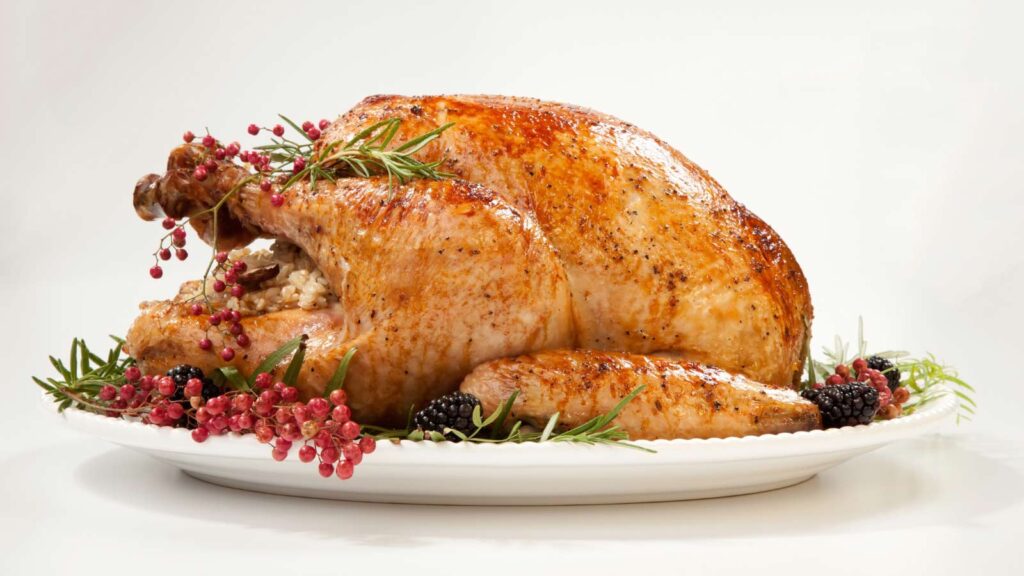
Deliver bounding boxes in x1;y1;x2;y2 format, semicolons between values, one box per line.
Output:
166;365;221;429
866;356;901;391
802;383;880;428
166;364;221;401
413;391;482;440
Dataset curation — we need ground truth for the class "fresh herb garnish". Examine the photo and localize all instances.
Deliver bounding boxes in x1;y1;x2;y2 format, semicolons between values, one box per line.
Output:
363;385;654;452
33;336;134;413
255;115;454;196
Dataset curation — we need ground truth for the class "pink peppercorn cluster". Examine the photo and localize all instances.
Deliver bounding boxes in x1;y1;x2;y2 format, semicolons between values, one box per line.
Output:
150;120;333;357
815;358;910;419
94;367;374;481
148;216;192;279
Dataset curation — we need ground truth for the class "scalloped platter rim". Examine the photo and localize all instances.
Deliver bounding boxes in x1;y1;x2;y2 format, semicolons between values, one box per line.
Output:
46;388;957;505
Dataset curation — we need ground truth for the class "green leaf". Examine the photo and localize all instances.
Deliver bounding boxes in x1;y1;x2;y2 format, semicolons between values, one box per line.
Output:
278;114;313;142
323;347;357;398
217;366;250;392
487;390;519;436
539;412;560;442
281;335;308;387
248;336;304;386
470;404;484;429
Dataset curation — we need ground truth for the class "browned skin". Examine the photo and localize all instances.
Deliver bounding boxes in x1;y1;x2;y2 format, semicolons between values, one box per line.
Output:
128;95;815;434
460;350;821;440
323;95;812;388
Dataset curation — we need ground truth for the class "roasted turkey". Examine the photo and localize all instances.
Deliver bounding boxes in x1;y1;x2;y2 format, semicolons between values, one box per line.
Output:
127;95;815;434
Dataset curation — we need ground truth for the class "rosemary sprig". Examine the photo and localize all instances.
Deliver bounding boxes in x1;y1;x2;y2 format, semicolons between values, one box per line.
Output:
363;385;654;452
804;318;976;422
33;337;134;413
256;115;454;196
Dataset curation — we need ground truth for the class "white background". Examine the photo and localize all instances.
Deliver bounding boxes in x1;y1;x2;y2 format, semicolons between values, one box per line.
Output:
2;0;1022;574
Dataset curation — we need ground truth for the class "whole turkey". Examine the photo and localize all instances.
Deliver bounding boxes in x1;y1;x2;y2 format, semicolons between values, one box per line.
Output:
127;95;816;434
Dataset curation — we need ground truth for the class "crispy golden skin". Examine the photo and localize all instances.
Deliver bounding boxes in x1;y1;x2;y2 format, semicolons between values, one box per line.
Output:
324;95;812;388
460;349;821;440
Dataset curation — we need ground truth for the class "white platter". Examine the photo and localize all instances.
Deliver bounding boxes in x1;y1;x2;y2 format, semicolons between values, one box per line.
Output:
48;389;956;505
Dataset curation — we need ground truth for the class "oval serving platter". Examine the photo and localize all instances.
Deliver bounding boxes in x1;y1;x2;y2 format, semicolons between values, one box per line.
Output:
48;389;956;505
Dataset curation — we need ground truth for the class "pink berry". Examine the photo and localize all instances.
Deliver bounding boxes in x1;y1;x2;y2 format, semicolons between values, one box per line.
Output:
228;310;242;322
99;385;117;401
331;404;351;423
195;406;211;424
232;394;253;413
237;412;254;430
270;194;284;207
226;142;240;156
275;437;293;451
193;165;208;181
184;377;203;397
157;376;176;396
272;124;284;137
221;347;235;361
339;420;360;440
229;322;243;336
281;386;299;403
213;280;226;293
253;424;273;443
298;445;316;463
336;460;354;480
260;180;271;192
342;442;361;462
254;373;273;389
236;333;251;348
208;313;222;326
318;462;335;477
205;396;227;416
124;366;142;383
307;397;330;419
230;284;245;298
306;127;321;140
321;447;339;463
215;251;228;263
203;158;217;172
158;248;171;261
162;216;176;230
190;303;203;316
191;427;210;443
293;156;306;171
214;148;226;160
359;436;376;454
198;338;212;351
224;269;237;283
247;123;260;135
138;375;155;391
271;448;287;461
328;389;348;406
202;134;216;148
183;131;195;143
314;430;332;448
346;448;363;466
149;265;163;279
166;403;184;420
176;248;188;261
318;119;330;130
301;120;314;131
